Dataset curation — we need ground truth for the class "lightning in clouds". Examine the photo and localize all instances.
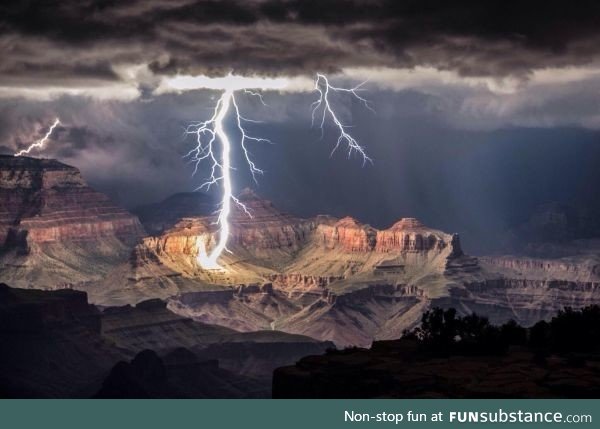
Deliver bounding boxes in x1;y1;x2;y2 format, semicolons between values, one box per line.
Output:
14;118;61;157
184;74;371;270
311;73;373;165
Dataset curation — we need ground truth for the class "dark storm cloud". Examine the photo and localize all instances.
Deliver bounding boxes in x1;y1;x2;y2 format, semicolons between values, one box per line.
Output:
2;0;600;89
0;91;235;205
1;1;600;256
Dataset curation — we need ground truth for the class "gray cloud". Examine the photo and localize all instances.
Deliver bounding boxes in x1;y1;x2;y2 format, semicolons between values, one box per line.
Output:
2;0;600;95
1;1;600;254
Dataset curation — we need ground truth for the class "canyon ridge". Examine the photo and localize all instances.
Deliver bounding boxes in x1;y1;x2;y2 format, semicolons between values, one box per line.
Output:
2;155;599;348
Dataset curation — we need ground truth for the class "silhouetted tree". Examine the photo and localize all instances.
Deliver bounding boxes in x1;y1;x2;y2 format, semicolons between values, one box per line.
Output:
549;305;600;353
407;308;504;356
500;319;528;346
404;305;600;358
529;320;550;349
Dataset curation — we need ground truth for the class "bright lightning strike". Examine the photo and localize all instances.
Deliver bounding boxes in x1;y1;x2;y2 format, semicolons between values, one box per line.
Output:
311;74;373;165
14;118;61;157
185;89;268;269
185;74;372;270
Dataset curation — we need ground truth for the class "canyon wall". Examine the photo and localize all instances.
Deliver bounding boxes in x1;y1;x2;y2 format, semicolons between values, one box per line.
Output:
481;255;600;282
0;156;144;251
0;156;145;289
315;216;456;254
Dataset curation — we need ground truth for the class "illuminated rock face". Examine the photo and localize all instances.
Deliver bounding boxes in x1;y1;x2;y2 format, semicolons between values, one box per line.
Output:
375;218;450;253
142;218;210;257
5;158;599;350
0;155;144;250
228;188;314;251
140;189;315;263
317;217;377;252
132;190;600;348
140;190;459;268
315;216;455;255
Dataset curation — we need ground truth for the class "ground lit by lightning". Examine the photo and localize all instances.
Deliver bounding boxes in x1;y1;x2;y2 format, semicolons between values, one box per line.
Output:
14;118;61;157
183;74;372;270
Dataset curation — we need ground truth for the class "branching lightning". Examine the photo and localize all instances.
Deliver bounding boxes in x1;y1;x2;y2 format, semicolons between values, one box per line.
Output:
185;74;371;270
311;73;373;165
14;118;61;157
184;89;268;269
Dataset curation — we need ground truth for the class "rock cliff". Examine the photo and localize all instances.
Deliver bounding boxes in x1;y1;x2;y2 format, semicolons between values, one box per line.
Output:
439;254;600;326
86;189;471;346
317;216;377;252
0;156;144;247
0;156;145;288
124;189;600;347
6;161;598;349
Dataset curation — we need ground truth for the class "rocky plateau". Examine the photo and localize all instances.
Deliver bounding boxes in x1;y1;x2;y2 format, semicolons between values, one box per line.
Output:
2;156;599;351
87;190;600;347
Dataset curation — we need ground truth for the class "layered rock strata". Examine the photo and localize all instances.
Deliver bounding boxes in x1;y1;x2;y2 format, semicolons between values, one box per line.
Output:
0;156;145;288
0;155;144;250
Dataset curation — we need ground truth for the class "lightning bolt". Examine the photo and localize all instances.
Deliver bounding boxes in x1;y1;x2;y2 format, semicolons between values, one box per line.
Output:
186;74;371;270
184;89;267;269
311;73;373;165
14;118;61;157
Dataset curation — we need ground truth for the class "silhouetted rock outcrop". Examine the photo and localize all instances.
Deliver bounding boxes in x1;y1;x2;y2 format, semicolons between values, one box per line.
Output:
0;284;330;398
94;348;266;398
273;307;600;398
0;283;122;397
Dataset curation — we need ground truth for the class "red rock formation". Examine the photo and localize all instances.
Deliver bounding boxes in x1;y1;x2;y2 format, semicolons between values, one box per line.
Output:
317;216;376;252
0;155;144;251
375;218;449;253
141;189;314;260
268;273;344;291
142;218;210;257
138;190;461;272
229;188;313;251
314;215;453;254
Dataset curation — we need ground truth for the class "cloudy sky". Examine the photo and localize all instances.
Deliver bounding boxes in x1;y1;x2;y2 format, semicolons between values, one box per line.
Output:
1;0;600;253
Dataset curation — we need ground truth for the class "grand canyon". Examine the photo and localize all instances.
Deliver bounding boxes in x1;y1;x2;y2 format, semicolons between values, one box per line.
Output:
1;155;599;398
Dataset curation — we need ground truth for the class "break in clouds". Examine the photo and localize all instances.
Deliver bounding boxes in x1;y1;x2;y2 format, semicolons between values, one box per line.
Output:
3;0;600;130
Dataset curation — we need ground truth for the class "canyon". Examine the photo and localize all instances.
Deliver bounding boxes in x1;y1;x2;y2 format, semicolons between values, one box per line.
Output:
2;156;599;351
84;190;600;348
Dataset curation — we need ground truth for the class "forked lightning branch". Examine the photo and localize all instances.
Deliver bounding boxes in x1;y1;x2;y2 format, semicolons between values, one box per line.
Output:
185;73;372;269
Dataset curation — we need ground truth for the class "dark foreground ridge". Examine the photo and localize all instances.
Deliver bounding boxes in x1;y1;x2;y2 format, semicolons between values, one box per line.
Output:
273;307;600;398
0;283;330;398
